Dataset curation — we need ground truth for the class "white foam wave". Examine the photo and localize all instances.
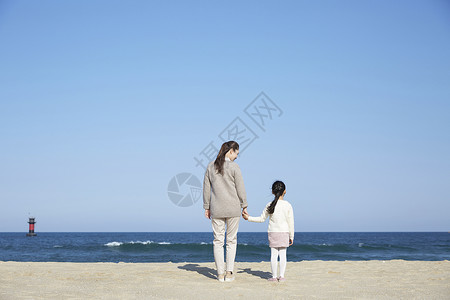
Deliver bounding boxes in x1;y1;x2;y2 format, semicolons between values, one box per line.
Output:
130;241;154;245
105;241;157;247
104;240;212;247
53;245;63;248
105;242;123;247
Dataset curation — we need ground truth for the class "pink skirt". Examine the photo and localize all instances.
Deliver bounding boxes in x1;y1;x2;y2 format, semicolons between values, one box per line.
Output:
268;232;290;248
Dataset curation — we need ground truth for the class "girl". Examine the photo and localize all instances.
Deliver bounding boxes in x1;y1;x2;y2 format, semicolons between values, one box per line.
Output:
243;181;294;282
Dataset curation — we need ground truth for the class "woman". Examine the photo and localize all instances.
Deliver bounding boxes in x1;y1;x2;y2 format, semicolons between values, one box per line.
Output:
203;140;248;282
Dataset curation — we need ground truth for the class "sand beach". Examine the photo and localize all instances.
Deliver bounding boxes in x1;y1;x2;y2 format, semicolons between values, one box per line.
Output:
0;260;448;299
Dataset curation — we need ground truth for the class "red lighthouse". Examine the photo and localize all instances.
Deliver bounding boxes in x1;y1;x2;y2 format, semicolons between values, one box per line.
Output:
26;217;37;237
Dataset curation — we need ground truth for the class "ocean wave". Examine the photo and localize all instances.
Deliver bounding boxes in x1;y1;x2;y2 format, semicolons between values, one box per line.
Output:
105;241;156;247
105;242;123;247
104;241;208;247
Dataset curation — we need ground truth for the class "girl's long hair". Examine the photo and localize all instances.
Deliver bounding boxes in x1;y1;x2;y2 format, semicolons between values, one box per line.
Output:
214;141;239;175
266;181;286;214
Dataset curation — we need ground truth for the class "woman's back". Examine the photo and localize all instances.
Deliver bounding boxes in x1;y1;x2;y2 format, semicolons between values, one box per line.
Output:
203;160;247;218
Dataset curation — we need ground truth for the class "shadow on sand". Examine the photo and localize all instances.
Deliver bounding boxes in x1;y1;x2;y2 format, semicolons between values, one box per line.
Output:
179;264;272;280
237;267;272;279
178;264;217;280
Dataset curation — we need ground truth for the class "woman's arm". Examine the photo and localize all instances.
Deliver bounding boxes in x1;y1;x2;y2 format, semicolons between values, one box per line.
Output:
203;167;211;216
233;164;248;209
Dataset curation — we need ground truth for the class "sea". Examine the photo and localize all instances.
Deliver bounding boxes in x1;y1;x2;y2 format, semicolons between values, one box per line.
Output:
0;232;448;263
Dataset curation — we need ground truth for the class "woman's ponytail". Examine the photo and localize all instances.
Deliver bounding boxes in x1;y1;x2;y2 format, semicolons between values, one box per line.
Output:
214;141;239;175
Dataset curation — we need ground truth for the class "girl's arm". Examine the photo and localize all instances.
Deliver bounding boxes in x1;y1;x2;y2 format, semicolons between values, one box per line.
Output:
288;205;295;241
247;206;269;223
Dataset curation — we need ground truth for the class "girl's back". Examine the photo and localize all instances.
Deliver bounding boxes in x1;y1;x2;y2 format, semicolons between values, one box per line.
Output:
249;200;294;237
267;200;294;233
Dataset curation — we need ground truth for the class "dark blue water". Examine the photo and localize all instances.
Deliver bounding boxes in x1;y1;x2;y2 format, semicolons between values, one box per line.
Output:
0;232;448;263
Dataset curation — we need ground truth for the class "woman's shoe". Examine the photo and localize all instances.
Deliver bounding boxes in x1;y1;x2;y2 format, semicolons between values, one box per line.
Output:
217;273;225;282
225;271;235;282
267;277;278;282
277;276;286;282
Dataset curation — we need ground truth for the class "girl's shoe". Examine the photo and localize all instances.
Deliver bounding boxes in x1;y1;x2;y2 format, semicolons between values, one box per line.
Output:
277;276;286;282
267;277;278;282
217;274;225;282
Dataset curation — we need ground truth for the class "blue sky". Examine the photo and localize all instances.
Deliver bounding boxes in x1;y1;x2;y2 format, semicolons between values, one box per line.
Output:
0;0;449;232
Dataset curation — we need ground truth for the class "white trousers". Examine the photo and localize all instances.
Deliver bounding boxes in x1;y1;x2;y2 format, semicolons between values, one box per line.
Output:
211;217;240;275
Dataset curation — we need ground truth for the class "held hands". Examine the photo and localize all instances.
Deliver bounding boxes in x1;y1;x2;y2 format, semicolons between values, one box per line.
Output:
289;239;293;246
242;208;249;220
